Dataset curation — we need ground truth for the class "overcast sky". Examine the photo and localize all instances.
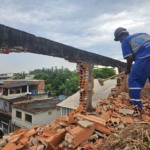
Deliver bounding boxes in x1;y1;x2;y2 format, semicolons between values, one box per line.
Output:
0;0;150;73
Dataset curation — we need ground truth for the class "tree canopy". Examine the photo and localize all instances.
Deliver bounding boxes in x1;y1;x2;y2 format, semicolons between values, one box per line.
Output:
13;67;116;96
13;72;27;79
93;68;116;79
30;67;79;96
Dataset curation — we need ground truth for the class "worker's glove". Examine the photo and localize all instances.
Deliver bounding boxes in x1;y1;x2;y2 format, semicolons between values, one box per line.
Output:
125;68;130;75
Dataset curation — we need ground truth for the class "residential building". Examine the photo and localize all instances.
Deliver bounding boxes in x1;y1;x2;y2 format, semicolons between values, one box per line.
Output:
0;80;45;112
12;98;61;129
0;73;13;80
0;79;48;133
25;74;35;80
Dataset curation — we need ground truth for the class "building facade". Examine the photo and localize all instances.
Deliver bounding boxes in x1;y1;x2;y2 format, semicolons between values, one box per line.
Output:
12;98;61;129
0;80;45;112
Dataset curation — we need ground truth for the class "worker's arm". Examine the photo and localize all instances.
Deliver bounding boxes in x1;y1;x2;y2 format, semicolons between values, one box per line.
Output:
125;55;134;74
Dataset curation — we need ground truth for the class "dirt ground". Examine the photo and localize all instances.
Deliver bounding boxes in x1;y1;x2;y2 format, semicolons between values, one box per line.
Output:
99;123;150;150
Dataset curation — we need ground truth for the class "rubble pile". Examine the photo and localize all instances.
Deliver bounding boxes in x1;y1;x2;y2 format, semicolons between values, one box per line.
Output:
0;70;150;150
100;123;150;150
0;93;149;150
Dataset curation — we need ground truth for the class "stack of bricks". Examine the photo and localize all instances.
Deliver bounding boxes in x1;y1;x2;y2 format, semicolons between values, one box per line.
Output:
110;75;128;98
77;63;94;110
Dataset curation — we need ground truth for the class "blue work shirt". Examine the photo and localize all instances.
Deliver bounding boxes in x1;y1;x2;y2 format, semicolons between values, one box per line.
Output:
121;33;150;60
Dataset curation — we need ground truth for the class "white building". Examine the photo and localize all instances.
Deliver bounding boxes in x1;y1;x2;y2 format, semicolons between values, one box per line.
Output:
0;80;45;112
0;73;13;80
12;98;61;129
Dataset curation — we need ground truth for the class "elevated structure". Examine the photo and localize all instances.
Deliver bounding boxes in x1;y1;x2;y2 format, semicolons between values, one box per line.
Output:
0;24;126;111
0;24;126;68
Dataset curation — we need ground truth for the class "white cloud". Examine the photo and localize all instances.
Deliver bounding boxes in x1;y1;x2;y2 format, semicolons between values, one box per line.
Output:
0;0;150;73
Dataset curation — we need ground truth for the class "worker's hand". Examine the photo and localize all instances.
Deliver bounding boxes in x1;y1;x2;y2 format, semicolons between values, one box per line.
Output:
125;68;130;75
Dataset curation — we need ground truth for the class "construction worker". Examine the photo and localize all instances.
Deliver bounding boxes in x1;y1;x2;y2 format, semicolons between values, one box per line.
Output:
114;27;150;111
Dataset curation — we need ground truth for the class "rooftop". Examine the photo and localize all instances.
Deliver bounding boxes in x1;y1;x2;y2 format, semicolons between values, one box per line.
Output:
57;79;116;109
0;81;38;88
13;97;61;113
4;95;30;103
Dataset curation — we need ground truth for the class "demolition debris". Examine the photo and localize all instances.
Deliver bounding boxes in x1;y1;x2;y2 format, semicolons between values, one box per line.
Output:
0;90;149;149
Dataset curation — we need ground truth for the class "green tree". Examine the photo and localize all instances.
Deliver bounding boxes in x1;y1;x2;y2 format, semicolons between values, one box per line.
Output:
94;68;116;79
32;67;79;96
64;75;79;95
45;83;56;96
34;72;48;80
13;72;27;79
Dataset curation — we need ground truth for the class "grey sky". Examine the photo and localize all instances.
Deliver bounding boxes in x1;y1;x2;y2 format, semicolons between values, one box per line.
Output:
0;0;150;73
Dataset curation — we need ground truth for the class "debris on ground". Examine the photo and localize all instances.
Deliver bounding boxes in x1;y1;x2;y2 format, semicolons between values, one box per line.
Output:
0;92;149;150
0;69;150;150
100;124;150;150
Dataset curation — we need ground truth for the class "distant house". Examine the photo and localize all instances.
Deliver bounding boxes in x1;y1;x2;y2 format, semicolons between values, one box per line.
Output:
12;98;61;129
57;79;116;116
0;73;13;80
0;80;45;112
25;74;35;80
0;79;48;133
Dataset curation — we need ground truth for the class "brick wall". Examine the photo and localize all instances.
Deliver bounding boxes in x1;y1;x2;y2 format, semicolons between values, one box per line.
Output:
37;80;45;92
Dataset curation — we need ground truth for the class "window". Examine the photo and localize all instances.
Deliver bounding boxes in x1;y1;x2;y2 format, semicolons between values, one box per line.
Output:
25;114;32;123
16;111;22;119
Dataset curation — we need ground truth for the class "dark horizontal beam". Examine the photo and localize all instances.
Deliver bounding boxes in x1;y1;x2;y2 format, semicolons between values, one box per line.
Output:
0;24;126;69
